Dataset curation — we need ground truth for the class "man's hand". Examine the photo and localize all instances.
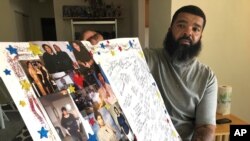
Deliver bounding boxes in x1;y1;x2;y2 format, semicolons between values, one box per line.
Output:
192;124;215;141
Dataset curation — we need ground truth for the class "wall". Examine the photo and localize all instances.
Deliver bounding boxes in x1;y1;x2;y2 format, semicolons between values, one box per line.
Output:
0;0;54;41
148;0;171;48
53;0;133;41
29;0;54;40
0;1;16;41
131;0;145;48
171;0;250;122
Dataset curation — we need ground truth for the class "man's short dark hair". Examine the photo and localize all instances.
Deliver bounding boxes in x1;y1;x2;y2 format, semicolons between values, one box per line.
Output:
171;5;206;28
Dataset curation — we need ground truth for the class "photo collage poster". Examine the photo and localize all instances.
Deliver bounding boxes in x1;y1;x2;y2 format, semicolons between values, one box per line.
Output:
0;38;181;141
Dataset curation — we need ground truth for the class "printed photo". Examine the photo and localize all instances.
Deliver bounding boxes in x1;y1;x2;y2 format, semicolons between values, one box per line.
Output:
88;107;122;141
39;92;89;141
19;60;57;97
109;102;136;141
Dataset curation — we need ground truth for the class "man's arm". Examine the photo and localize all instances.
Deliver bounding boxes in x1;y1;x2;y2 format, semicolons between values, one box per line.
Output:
192;124;215;141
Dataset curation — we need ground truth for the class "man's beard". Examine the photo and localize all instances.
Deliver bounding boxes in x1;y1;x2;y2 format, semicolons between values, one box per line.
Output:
164;31;202;62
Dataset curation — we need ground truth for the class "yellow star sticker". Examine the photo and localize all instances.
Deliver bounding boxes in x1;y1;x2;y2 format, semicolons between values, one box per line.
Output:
20;80;31;91
68;85;75;93
28;43;42;55
105;104;111;109
111;50;115;56
172;130;178;137
156;92;161;99
138;51;144;58
19;100;26;107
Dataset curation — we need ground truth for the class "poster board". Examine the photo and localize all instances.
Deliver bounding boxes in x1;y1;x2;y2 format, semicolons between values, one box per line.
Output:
0;38;181;141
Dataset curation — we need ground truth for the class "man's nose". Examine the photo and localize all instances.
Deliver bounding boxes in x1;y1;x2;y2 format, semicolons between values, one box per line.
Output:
183;26;192;37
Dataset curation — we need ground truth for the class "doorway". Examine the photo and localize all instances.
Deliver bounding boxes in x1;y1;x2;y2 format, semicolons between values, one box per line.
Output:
41;18;57;41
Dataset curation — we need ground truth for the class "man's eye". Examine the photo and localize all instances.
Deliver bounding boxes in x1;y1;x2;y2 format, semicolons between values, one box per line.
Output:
193;27;201;32
177;24;185;28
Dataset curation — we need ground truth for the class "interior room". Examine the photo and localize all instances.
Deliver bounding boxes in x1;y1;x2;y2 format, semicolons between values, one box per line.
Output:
1;0;250;140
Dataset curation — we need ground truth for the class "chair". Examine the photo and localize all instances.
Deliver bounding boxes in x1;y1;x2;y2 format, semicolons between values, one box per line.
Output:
0;77;17;129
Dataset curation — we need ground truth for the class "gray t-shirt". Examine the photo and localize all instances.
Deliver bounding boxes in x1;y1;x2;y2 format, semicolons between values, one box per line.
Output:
143;48;217;141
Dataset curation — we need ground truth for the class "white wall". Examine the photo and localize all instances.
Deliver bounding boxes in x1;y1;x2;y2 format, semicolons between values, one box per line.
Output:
171;0;250;122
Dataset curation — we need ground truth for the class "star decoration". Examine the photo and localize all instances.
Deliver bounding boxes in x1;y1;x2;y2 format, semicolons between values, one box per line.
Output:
68;85;75;93
118;46;122;52
20;80;31;91
67;44;73;52
111;50;115;56
38;127;49;138
152;82;156;86
28;44;42;55
19;100;26;107
129;40;133;48
171;130;178;137
88;133;97;141
100;43;105;49
89;117;95;126
6;45;18;55
3;69;11;75
156;92;161;100
138;51;144;58
88;51;93;57
105;104;111;109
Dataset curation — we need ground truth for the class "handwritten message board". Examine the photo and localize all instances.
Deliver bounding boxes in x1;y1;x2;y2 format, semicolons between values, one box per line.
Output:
83;38;181;141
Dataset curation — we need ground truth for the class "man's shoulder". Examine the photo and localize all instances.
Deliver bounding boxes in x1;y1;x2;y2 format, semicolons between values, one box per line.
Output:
143;48;165;61
143;48;164;55
194;60;217;80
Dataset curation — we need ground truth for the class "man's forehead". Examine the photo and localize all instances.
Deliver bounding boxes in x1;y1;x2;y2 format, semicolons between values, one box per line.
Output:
174;12;204;26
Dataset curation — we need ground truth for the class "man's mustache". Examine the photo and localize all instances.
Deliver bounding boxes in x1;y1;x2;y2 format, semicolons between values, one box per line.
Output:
178;36;192;43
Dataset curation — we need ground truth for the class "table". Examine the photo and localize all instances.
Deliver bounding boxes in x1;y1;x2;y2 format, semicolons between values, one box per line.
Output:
215;114;248;141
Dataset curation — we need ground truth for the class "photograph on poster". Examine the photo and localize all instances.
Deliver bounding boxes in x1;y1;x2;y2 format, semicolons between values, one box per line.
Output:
19;60;57;97
39;92;88;141
29;41;76;92
89;107;122;141
70;40;100;87
108;102;136;141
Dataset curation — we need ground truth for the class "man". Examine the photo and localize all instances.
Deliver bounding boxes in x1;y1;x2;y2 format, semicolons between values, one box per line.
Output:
81;30;104;45
143;5;217;141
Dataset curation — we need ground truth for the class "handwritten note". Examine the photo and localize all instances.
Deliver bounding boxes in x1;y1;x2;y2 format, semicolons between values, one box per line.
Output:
83;38;181;141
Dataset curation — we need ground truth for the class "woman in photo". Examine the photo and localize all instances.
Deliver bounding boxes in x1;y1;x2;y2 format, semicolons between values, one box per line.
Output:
97;72;117;106
35;61;55;94
94;111;118;141
71;41;99;86
61;107;83;141
114;106;135;141
27;61;47;96
42;44;59;74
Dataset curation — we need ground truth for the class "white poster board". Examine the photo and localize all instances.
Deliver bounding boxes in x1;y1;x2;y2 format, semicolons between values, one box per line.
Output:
0;38;181;141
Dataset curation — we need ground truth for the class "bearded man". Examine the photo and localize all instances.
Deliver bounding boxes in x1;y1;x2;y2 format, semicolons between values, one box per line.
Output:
144;5;217;141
